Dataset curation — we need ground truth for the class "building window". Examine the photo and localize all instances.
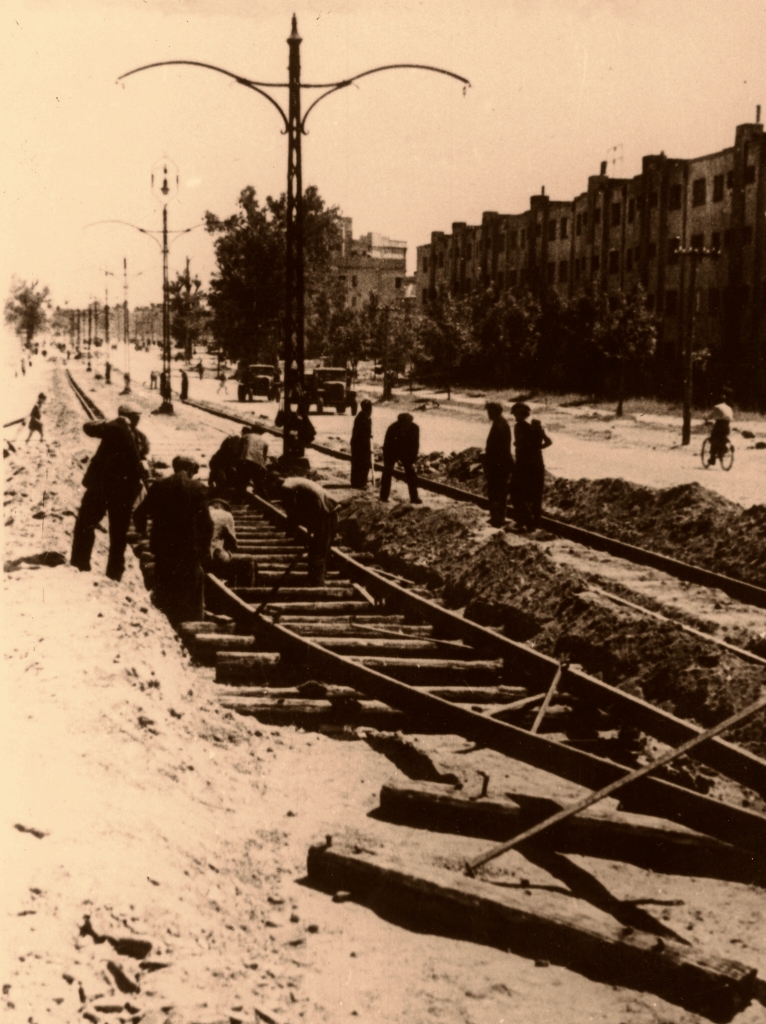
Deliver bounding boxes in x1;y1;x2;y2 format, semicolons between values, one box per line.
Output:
713;174;724;202
708;288;720;315
574;259;581;281
421;291;427;305
560;217;568;240
547;261;556;283
611;202;621;226
626;249;633;271
547;221;556;241
649;191;658;208
628;198;636;223
576;213;583;236
692;178;706;206
724;229;732;247
558;260;568;282
648;242;657;260
351;275;358;288
712;231;721;251
745;164;756;185
594;206;601;225
508;269;517;288
465;243;472;259
690;234;704;251
422;257;429;272
591;253;600;273
744;225;753;244
520;228;526;246
509;230;518;250
496;272;504;290
665;290;679;316
609;250;619;274
395;277;402;289
536;223;542;239
668;184;682;211
646;294;656;311
351;296;357;308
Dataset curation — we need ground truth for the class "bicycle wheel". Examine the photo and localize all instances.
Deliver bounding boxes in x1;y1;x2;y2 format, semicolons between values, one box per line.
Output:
721;441;734;471
700;437;712;469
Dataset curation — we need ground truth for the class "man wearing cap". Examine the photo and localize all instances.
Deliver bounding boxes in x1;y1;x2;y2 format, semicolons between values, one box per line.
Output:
484;402;513;528
280;477;337;586
71;403;145;581
134;456;213;623
205;496;257;587
350;399;373;488
379;411;421;504
509;402;552;531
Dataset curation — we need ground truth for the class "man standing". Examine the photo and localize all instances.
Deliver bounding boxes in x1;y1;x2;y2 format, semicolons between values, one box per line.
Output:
509;402;552;531
379;411;421;504
70;403;144;580
350;399;373;489
104;361;111;385
707;393;733;466
180;369;189;401
484;402;513;528
281;477;337;586
134;456;213;623
25;393;46;443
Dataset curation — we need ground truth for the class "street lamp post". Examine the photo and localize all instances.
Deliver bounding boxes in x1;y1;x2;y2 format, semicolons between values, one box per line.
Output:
676;241;720;445
119;16;469;461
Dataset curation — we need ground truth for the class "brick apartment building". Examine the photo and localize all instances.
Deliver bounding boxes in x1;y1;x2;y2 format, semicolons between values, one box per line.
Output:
335;217;408;309
417;116;765;401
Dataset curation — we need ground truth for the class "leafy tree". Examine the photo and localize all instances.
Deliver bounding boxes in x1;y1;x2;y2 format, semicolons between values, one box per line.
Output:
168;265;207;359
593;285;657;415
416;294;473;399
4;279;50;348
205;185;342;364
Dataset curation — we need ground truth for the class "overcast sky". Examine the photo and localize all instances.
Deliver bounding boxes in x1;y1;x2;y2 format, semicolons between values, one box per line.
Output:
2;0;765;314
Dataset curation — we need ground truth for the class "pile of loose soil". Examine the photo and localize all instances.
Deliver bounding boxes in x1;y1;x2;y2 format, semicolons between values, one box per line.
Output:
415;446;766;589
337;497;766;761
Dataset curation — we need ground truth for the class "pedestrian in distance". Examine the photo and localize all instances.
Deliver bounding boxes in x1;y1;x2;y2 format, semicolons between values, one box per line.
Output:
509;402;552;532
379;411;422;504
180;369;189;401
350;399;373;489
149;370;159;390
25;393;46;443
196;360;204;380
104;361;111;385
706;393;733;466
216;370;228;395
281;477;338;586
134;456;213;624
484;402;513;528
70;403;144;581
237;425;269;498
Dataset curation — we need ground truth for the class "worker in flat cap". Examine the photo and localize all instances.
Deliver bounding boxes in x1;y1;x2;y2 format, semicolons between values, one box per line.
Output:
509;402;552;531
280;477;338;586
134;455;213;623
71;403;145;581
484;402;513;528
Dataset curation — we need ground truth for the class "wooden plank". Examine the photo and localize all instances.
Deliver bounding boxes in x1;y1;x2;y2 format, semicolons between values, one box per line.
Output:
287;622;433;638
378;781;763;885
307;838;757;1021
219;698;412;730
215;651;281;682
234;586;360;602
305;637;461;656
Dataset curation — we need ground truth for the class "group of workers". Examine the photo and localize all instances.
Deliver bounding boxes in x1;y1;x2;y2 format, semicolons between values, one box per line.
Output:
348;397;552;530
69;404;339;623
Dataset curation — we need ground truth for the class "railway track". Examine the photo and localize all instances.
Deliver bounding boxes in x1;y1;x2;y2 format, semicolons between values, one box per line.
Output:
64;369;766;855
179;391;766;611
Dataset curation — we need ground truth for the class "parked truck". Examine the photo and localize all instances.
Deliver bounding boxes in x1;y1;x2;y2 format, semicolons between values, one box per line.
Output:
236;363;281;403
303;367;357;414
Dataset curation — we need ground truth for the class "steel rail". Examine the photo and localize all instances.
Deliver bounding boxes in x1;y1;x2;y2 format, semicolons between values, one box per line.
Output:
178;393;766;611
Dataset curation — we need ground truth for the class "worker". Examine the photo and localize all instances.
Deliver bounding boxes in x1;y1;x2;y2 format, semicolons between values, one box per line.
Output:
509;402;552;531
209;433;244;494
149;370;159;390
206;496;257;586
280;477;337;586
25;393;46;443
379;411;421;504
104;361;111;385
237;425;269;498
70;403;144;581
350;399;373;488
134;456;213;624
484;402;513;528
180;369;189;401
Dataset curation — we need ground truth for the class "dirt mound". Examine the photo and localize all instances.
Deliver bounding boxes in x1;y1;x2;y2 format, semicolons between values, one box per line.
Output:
546;477;766;588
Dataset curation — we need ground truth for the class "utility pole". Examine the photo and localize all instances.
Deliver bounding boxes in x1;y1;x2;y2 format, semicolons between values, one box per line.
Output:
123;257;130;377
677;241;720;445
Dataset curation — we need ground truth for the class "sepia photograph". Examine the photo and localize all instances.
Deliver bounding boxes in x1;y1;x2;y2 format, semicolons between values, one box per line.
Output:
2;1;766;1021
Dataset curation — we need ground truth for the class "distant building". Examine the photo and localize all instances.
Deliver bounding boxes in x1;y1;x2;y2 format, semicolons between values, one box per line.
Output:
417;116;766;402
335;217;408;308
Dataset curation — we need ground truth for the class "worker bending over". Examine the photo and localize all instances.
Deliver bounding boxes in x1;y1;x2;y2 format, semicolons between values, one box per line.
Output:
280;477;337;586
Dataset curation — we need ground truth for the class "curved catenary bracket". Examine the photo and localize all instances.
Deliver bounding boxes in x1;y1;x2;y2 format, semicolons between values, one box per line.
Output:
301;63;471;131
118;61;290;131
85;220;162;247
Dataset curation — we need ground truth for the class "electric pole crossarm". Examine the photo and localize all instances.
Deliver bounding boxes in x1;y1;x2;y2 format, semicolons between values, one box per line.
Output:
301;63;470;129
118;61;289;130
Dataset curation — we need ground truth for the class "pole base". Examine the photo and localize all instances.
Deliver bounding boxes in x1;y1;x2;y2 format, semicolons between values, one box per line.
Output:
156;400;175;416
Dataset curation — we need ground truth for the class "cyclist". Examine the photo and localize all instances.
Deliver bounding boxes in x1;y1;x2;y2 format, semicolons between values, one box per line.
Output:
706;393;733;467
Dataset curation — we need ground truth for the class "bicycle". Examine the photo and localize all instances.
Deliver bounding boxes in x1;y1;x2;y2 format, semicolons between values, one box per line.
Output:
700;435;734;471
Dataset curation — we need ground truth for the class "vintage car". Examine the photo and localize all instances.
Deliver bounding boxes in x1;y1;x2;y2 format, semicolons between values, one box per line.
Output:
304;367;357;414
237;363;281;403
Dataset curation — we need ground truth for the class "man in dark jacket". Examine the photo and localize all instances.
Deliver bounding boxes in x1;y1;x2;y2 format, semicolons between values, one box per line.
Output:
379;412;421;503
509;402;552;531
484;402;513;527
281;477;337;586
134;456;213;623
208;433;242;494
71;404;145;580
350;399;373;488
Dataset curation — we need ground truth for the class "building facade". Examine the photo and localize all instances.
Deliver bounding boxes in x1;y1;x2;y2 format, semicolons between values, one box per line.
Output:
417;118;765;401
335;217;408;309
